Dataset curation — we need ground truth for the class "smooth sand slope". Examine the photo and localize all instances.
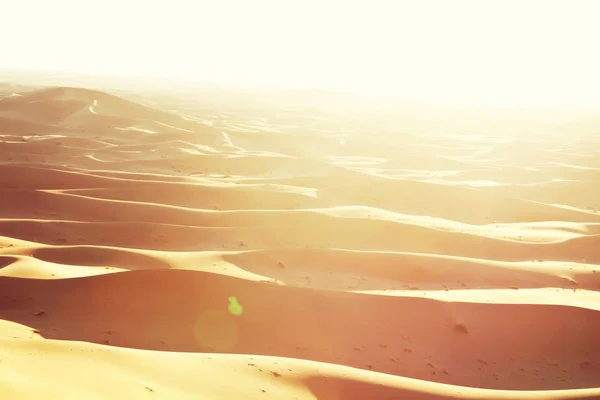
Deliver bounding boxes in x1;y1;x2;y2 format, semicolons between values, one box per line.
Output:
1;84;599;399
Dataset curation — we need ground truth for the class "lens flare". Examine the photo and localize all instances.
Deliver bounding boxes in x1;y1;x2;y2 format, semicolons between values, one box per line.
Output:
193;309;239;352
228;296;243;316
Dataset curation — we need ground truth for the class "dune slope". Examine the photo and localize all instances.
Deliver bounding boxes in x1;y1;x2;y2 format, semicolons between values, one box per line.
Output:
1;85;599;399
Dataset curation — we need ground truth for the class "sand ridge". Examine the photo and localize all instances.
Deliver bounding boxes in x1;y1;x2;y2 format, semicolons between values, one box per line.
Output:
1;84;599;399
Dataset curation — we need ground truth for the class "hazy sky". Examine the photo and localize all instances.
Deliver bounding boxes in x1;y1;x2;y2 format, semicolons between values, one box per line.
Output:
2;0;600;108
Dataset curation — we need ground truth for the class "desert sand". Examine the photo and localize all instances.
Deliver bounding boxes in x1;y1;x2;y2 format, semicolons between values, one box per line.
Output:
0;84;599;399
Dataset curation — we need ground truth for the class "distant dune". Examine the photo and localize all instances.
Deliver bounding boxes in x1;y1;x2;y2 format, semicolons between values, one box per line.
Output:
1;84;599;399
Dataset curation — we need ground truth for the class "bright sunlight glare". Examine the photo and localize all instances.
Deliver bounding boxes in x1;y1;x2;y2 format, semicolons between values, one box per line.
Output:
1;0;600;108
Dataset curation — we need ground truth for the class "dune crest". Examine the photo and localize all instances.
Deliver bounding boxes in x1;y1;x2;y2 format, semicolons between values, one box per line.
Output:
1;85;599;399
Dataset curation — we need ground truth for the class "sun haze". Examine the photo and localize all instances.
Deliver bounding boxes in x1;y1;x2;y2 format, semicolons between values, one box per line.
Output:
2;0;600;108
1;1;600;400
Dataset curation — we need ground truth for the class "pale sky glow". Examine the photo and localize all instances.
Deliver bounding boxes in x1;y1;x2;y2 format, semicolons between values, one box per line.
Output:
2;0;600;108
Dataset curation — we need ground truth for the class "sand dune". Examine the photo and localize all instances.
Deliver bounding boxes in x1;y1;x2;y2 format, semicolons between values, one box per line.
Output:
1;85;599;399
2;269;600;390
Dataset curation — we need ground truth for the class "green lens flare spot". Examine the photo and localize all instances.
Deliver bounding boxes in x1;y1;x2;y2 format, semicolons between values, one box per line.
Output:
228;296;243;316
